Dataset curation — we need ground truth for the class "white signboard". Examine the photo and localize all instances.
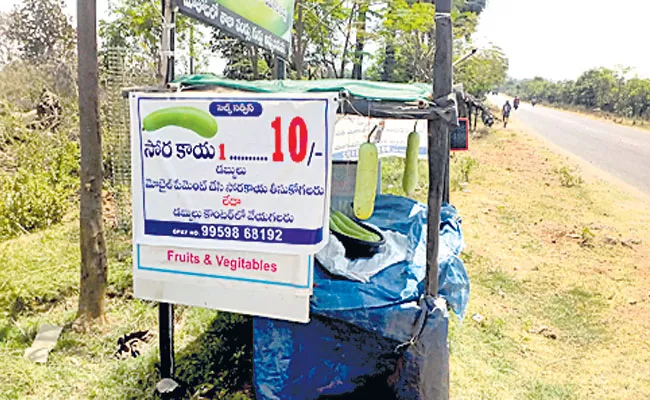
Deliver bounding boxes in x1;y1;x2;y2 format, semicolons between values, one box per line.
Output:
334;115;428;161
130;93;336;255
134;244;312;322
129;92;336;322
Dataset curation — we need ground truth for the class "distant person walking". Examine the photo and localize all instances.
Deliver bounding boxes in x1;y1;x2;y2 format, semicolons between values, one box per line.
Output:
502;100;512;128
513;96;520;110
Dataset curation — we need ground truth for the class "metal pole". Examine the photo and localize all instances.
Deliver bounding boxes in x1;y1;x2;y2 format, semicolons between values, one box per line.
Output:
425;0;453;297
189;25;195;75
452;48;477;67
277;58;286;80
440;2;452;206
158;0;176;395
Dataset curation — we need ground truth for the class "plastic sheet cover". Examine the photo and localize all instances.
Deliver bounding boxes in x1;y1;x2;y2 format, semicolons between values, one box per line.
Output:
253;195;469;399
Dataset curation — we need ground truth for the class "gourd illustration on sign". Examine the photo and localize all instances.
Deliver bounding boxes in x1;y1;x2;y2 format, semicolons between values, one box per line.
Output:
218;0;294;36
142;106;218;139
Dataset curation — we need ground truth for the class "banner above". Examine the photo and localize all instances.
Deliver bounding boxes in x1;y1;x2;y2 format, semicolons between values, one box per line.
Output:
175;0;295;58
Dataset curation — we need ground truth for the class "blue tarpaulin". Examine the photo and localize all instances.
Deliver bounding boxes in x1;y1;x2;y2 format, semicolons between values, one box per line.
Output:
253;195;469;399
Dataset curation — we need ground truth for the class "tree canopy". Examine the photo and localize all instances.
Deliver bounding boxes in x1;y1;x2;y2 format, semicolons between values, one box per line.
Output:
207;0;508;97
1;0;75;64
506;67;650;119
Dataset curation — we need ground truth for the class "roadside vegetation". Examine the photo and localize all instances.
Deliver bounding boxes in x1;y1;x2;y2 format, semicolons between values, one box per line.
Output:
505;68;650;128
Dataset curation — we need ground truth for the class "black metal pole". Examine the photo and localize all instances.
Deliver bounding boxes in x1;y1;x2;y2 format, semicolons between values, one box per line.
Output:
189;25;195;75
158;0;176;394
277;58;286;80
441;4;452;206
425;0;453;297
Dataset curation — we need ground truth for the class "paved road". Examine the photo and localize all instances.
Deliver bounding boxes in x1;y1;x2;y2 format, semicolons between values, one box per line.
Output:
491;96;650;195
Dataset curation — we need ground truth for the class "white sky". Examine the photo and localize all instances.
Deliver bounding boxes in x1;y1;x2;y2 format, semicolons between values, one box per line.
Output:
0;0;107;23
2;0;649;81
474;0;650;80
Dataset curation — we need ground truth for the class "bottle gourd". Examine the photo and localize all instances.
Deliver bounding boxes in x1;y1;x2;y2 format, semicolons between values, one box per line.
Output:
331;211;380;242
402;130;420;195
353;141;379;220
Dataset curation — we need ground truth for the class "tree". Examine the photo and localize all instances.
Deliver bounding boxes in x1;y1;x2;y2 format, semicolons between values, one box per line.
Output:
4;0;76;64
621;78;650;118
574;68;617;110
77;0;107;324
371;0;437;82
289;0;350;79
351;0;370;79
454;44;508;97
99;0;201;79
210;0;350;80
210;30;273;80
0;12;17;66
368;0;491;83
505;67;650;122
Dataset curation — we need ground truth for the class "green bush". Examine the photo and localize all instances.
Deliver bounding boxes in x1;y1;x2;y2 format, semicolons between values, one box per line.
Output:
457;155;480;183
555;165;583;188
0;120;79;239
0;167;69;238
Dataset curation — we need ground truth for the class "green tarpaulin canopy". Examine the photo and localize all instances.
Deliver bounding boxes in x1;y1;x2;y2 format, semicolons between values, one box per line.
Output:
174;74;434;103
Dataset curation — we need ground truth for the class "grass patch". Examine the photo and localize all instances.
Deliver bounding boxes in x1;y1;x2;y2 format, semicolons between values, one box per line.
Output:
0;218;80;316
477;269;523;296
554;165;584;188
525;381;578;400
544;287;607;345
0;218;253;399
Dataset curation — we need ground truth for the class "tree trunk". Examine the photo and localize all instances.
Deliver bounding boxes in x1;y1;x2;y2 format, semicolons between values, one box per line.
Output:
339;4;357;78
294;0;305;79
250;45;259;80
352;1;369;80
382;41;395;82
77;0;107;323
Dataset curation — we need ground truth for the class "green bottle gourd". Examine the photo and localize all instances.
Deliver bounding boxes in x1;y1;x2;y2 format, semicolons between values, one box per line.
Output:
142;106;218;138
353;141;379;220
333;211;380;242
329;212;344;233
402;130;420;195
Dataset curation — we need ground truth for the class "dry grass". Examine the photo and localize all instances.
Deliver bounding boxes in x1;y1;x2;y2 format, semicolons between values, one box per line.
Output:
382;117;650;399
441;119;650;399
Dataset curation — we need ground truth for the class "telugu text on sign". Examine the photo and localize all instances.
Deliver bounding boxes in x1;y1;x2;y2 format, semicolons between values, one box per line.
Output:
130;93;337;255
